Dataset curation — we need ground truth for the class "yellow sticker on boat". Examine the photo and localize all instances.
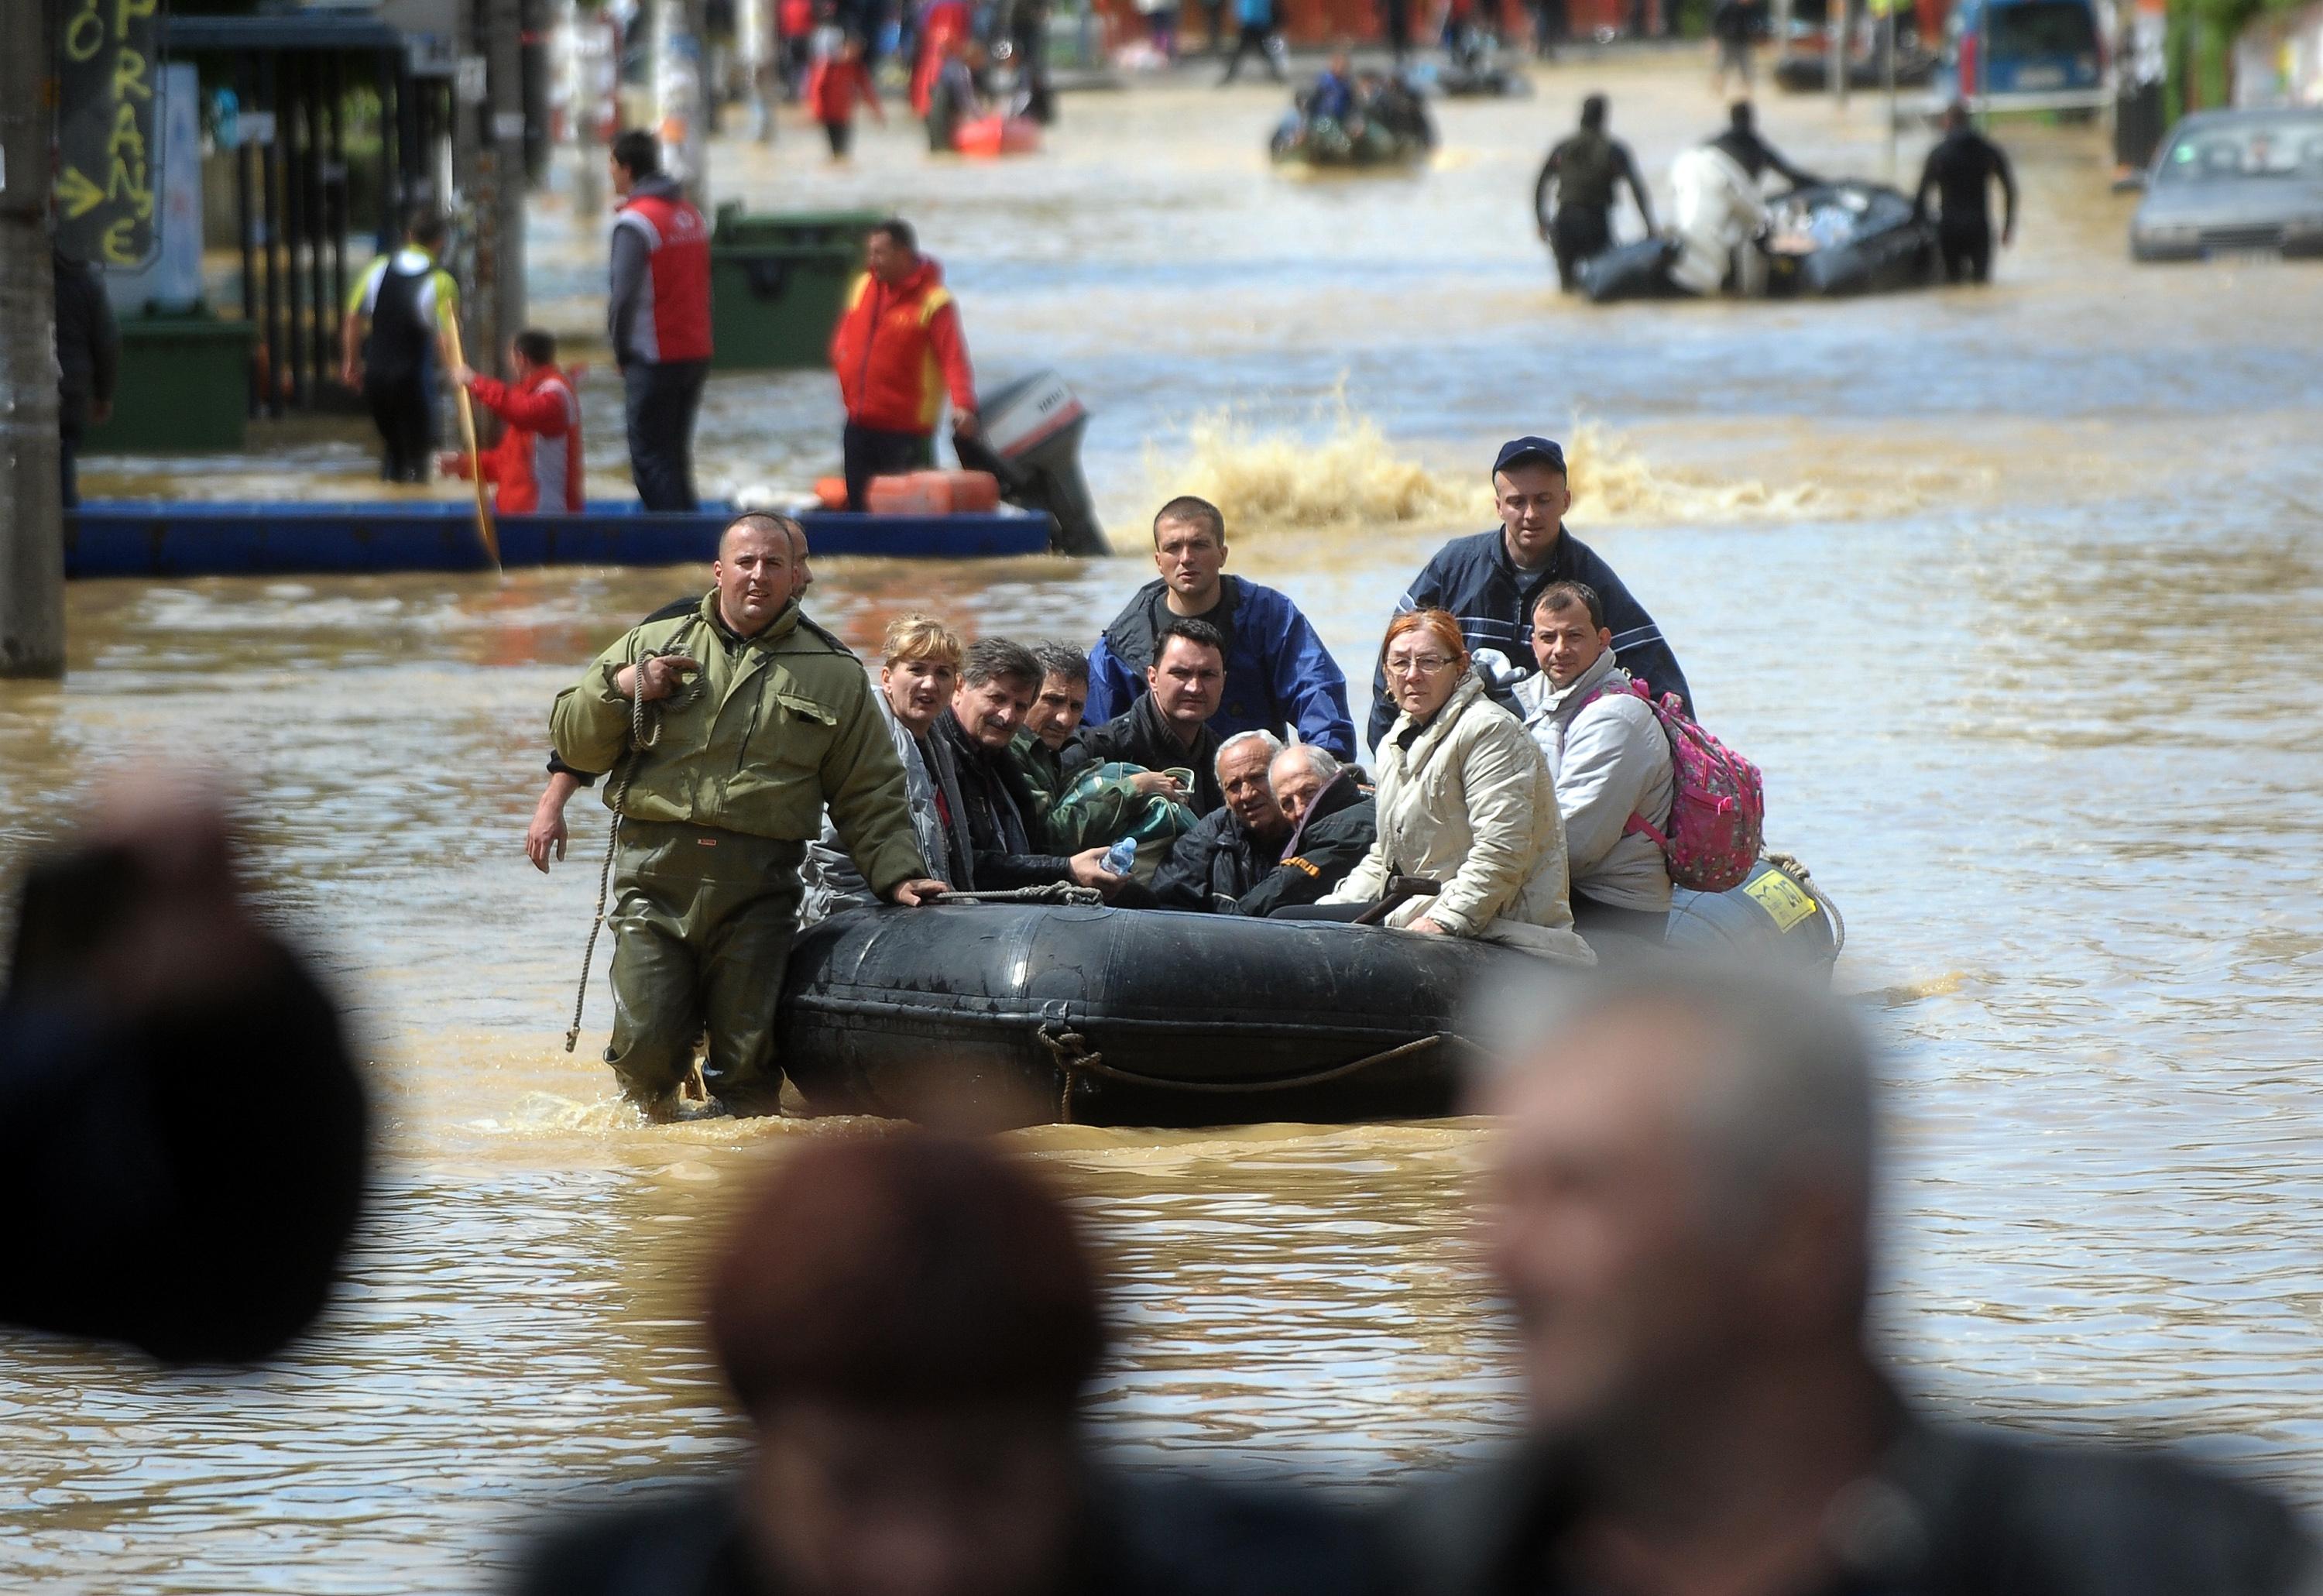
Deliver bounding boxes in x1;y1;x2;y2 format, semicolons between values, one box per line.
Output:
1743;869;1820;932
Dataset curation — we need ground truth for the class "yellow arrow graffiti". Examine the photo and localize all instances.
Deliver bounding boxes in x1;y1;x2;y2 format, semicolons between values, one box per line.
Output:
57;165;106;218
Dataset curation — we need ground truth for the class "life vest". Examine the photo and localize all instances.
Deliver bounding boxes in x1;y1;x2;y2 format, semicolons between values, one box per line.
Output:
467;367;584;514
612;181;712;364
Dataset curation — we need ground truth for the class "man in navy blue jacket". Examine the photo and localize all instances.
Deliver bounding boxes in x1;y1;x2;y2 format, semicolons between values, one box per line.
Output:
1369;437;1690;746
1087;496;1357;760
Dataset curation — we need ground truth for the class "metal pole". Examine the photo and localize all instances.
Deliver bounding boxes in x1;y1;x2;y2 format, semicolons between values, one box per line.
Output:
262;55;285;418
1838;0;1852;105
481;0;527;379
452;0;482;233
1882;0;1897;180
283;58;308;407
0;0;65;677
1827;0;1844;100
1975;0;1991;125
238;59;259;417
655;0;712;206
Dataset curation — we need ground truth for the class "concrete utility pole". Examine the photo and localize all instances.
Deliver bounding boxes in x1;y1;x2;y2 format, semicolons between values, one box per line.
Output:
1828;0;1851;105
0;0;65;678
654;0;712;206
451;0;484;347
473;0;528;377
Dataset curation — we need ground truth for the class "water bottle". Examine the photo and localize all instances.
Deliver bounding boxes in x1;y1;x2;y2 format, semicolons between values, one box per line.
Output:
1101;836;1137;877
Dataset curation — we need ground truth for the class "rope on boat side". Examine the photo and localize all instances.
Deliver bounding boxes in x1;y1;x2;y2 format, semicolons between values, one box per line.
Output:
935;883;1106;907
564;635;702;1054
1763;849;1846;956
1035;1024;1447;1124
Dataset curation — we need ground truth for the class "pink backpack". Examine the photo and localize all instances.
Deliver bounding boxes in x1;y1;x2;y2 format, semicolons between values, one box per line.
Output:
1582;678;1764;894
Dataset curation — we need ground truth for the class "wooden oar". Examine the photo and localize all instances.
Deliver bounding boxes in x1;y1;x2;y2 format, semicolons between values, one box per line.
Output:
443;311;501;570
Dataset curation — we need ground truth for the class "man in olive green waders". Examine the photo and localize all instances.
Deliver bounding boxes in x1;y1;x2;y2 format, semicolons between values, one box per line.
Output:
551;515;949;1119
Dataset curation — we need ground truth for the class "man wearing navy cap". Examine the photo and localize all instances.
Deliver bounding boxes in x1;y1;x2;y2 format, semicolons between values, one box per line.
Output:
1367;437;1690;746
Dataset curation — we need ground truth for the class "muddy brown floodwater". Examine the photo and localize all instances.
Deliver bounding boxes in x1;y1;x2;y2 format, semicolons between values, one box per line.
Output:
8;52;2323;1594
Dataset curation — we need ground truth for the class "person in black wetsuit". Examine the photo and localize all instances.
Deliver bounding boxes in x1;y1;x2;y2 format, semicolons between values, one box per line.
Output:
1708;99;1817;187
1534;95;1656;292
1915;99;2019;283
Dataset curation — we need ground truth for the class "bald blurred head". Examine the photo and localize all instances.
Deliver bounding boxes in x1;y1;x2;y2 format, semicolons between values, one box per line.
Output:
1474;962;1876;1441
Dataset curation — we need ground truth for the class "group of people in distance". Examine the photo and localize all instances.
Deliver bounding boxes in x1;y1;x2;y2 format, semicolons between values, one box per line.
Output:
534;430;1702;1121
1535;94;2018;293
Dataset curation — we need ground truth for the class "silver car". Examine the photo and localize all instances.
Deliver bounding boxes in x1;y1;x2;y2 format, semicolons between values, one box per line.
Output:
2129;108;2323;262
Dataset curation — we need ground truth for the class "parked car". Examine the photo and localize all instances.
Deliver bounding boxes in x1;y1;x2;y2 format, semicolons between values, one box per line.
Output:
2129;108;2323;262
1937;0;2103;103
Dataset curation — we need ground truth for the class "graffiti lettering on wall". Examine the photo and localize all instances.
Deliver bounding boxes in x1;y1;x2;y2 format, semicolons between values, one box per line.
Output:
57;0;167;268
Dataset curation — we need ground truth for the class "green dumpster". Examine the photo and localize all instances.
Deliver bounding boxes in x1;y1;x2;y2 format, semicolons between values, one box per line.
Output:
709;206;884;372
84;311;258;451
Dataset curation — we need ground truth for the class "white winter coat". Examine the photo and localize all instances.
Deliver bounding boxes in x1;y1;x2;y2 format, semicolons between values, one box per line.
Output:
1512;650;1675;913
1321;671;1594;964
1667;144;1765;294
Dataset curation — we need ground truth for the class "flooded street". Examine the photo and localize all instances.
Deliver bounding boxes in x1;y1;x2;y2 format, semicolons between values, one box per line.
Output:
11;51;2323;1591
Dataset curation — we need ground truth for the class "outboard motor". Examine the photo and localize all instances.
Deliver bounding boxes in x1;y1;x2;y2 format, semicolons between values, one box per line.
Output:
959;370;1110;556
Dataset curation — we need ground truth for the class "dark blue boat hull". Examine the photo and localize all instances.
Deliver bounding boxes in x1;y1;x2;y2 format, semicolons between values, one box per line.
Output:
64;499;1057;578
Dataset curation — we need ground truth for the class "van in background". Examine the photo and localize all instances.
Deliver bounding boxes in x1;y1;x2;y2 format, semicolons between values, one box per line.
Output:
1939;0;2105;107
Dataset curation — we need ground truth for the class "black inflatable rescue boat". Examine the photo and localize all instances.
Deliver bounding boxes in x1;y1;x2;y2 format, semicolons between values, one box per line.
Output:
777;859;1842;1130
1577;180;1939;303
1760;181;1941;296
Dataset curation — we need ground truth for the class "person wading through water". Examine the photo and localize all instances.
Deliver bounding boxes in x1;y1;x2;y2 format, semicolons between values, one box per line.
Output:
1915;100;2019;283
339;210;460;484
547;514;946;1121
1536;95;1656;293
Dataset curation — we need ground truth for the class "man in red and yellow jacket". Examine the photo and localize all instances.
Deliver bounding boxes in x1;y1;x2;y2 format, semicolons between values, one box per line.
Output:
828;218;980;511
440;330;585;514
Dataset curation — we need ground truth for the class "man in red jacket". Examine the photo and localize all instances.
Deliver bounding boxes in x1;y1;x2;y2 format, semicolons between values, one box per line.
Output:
827;218;980;511
440;329;585;513
608;130;712;512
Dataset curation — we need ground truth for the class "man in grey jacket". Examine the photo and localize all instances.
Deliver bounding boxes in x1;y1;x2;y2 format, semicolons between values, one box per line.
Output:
1511;581;1672;947
606;130;712;511
1389;961;2317;1596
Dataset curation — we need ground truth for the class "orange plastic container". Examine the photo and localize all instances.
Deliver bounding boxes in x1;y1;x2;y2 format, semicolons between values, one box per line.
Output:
953;115;1041;159
864;469;1002;516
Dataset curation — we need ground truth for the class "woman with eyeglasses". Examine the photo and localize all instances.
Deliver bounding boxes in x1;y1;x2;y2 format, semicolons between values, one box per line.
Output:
1294;609;1592;963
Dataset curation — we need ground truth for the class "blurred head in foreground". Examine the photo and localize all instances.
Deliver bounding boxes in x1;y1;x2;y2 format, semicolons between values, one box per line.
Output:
1;776;365;1364
1475;959;1878;1450
1420;962;2318;1596
707;1133;1106;1596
